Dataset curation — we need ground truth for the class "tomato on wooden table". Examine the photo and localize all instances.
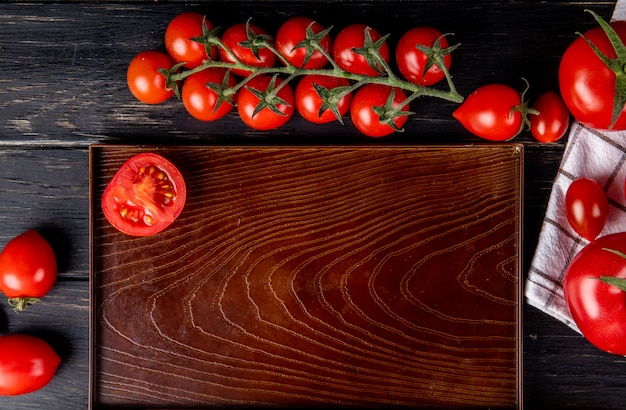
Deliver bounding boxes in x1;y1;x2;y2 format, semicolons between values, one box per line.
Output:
182;67;237;122
219;21;276;77
529;91;570;142
101;153;187;237
295;75;352;124
127;50;176;104
165;12;217;69
0;334;61;396
452;83;524;141
350;84;409;137
565;178;608;241
564;232;626;355
237;75;295;130
559;12;626;131
332;23;390;76
0;229;57;311
276;16;332;69
395;26;454;86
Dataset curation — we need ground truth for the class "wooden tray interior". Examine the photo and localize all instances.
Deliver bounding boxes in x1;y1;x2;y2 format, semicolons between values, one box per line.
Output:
90;145;523;409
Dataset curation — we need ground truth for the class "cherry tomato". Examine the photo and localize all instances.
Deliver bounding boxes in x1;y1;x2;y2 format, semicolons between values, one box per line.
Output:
182;68;237;122
332;23;390;76
276;16;332;69
0;334;61;396
165;12;217;69
559;18;626;130
295;75;352;124
565;178;608;241
0;230;57;311
529;91;570;142
452;84;523;141
101;153;187;237
395;26;452;86
564;232;626;355
350;84;409;137
127;50;176;104
219;22;276;77
238;75;295;131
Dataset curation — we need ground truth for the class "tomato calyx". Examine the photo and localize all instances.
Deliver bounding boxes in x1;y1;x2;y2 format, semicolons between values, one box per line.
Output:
578;9;626;128
311;82;351;124
7;297;40;313
371;88;415;132
350;27;392;76
157;62;186;99
597;247;626;291
289;22;334;68
189;16;221;63
414;33;460;82
246;74;292;117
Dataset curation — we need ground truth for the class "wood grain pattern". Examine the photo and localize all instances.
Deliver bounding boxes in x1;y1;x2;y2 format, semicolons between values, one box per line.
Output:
90;145;522;408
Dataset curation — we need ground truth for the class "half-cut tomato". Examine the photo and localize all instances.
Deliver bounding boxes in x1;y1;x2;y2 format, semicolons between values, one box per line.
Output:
101;153;186;236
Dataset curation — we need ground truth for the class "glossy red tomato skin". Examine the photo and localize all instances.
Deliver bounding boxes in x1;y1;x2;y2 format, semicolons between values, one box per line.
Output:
219;22;276;77
276;17;332;69
101;153;187;237
350;84;409;137
452;84;522;141
127;51;175;104
332;24;390;76
395;26;451;86
182;68;237;122
564;232;626;355
0;334;61;396
530;91;570;142
0;230;57;300
565;178;608;241
295;75;352;124
559;21;626;131
237;75;295;131
165;12;216;69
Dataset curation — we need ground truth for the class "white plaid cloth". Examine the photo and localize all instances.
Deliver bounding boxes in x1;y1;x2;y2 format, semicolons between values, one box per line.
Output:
525;1;626;332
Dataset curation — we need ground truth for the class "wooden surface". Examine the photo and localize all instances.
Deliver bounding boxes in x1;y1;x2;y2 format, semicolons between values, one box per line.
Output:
0;1;625;409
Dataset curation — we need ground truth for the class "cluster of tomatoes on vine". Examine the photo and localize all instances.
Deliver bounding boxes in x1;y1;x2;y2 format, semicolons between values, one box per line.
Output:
127;12;469;138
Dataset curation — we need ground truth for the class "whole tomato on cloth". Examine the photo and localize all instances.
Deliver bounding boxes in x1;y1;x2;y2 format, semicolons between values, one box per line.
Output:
529;91;570;142
101;153;187;237
564;232;626;355
237;75;295;130
395;26;457;86
164;12;217;69
0;230;57;311
332;23;390;76
275;16;332;69
565;178;608;241
559;10;626;130
0;334;61;396
350;84;410;137
452;83;526;141
127;50;177;104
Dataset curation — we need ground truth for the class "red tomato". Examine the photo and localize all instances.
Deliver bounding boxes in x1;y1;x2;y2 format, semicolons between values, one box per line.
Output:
276;16;332;69
395;26;452;86
182;68;237;122
452;84;523;141
350;84;409;137
295;75;352;124
237;75;295;131
165;12;217;69
219;22;276;77
559;18;626;131
529;91;570;142
127;50;176;104
0;334;61;396
332;23;390;76
0;230;57;311
565;178;608;241
101;153;187;237
564;232;626;355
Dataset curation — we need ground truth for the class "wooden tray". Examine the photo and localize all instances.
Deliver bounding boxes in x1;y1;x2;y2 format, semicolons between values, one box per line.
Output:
89;145;523;409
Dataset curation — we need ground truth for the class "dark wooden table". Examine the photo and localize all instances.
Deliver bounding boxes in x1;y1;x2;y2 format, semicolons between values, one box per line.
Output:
1;1;625;408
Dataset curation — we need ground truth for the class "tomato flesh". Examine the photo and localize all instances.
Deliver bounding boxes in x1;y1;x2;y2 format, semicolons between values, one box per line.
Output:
102;153;186;236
